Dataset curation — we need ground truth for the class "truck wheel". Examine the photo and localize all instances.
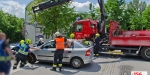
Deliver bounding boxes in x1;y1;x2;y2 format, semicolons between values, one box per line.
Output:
70;57;84;69
27;53;37;64
141;47;150;61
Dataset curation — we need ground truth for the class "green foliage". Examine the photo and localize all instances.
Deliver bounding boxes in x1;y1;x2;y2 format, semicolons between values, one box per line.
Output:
142;5;150;29
28;0;150;39
104;0;126;29
89;3;96;19
0;10;24;43
126;0;147;30
89;0;147;30
29;0;77;38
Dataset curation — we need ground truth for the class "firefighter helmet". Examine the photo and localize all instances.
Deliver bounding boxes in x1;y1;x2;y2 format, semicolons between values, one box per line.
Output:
20;40;25;44
39;38;44;41
54;32;61;37
25;39;32;44
70;33;74;38
96;33;100;37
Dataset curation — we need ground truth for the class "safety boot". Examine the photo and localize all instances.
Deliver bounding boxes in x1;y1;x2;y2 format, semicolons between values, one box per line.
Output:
13;66;17;70
13;64;17;70
58;64;62;72
96;54;99;57
20;63;25;68
50;67;56;71
59;67;62;72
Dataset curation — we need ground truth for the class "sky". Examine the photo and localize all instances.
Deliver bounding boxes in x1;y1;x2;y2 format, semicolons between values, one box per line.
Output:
0;0;149;18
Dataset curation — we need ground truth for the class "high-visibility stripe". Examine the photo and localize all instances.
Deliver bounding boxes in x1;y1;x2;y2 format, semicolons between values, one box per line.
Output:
96;54;99;56
18;50;28;55
53;64;57;67
58;64;62;67
0;56;11;61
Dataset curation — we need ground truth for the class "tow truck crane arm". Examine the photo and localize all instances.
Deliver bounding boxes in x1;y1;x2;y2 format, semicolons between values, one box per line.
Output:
97;0;106;38
32;0;71;13
32;0;106;37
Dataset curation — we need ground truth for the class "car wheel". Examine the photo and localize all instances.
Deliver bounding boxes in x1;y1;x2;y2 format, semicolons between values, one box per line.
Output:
141;47;150;61
27;53;36;64
70;57;84;69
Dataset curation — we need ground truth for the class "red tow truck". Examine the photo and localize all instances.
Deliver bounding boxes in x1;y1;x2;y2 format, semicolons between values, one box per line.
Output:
106;20;150;60
73;19;99;40
32;0;150;60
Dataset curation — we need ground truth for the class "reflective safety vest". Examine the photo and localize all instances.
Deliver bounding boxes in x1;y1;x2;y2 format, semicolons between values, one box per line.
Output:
84;41;89;45
55;37;65;50
0;40;11;61
15;45;20;54
18;43;28;55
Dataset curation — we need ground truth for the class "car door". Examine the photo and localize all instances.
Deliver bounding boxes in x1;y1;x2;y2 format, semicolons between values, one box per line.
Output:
62;41;73;63
36;41;55;61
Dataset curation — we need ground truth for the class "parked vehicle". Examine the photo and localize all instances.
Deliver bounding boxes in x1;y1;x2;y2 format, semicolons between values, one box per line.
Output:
10;43;19;55
28;39;94;69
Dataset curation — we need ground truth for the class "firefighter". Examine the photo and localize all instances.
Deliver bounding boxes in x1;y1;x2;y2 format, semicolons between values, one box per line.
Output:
15;40;25;55
50;32;70;72
70;33;75;39
37;38;44;46
13;39;40;70
94;33;102;57
0;33;15;75
84;37;90;45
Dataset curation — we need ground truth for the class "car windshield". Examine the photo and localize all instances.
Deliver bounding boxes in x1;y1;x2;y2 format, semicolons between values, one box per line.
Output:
10;43;19;46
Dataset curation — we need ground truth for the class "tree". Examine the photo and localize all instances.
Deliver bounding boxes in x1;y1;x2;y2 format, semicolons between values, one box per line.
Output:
28;0;78;38
126;0;147;30
0;10;24;43
89;3;97;19
77;12;89;20
142;5;150;29
104;0;126;29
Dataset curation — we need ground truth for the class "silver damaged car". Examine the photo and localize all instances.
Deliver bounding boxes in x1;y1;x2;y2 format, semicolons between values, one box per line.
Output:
28;39;94;69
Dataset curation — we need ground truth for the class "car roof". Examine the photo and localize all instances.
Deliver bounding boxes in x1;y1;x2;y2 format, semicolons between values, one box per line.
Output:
48;39;76;42
45;39;91;48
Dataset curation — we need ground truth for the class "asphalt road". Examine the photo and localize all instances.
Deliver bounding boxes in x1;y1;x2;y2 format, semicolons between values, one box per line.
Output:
10;54;150;75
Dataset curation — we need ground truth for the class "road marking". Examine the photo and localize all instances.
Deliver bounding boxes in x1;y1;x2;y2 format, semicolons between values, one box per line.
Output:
105;58;111;75
99;55;119;75
110;58;116;75
99;57;111;75
111;59;116;75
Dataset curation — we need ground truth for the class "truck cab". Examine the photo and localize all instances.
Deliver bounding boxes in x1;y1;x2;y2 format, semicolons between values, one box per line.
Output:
73;19;98;40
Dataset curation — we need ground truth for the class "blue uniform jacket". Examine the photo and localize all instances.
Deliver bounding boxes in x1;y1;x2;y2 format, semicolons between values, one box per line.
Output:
94;37;101;46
